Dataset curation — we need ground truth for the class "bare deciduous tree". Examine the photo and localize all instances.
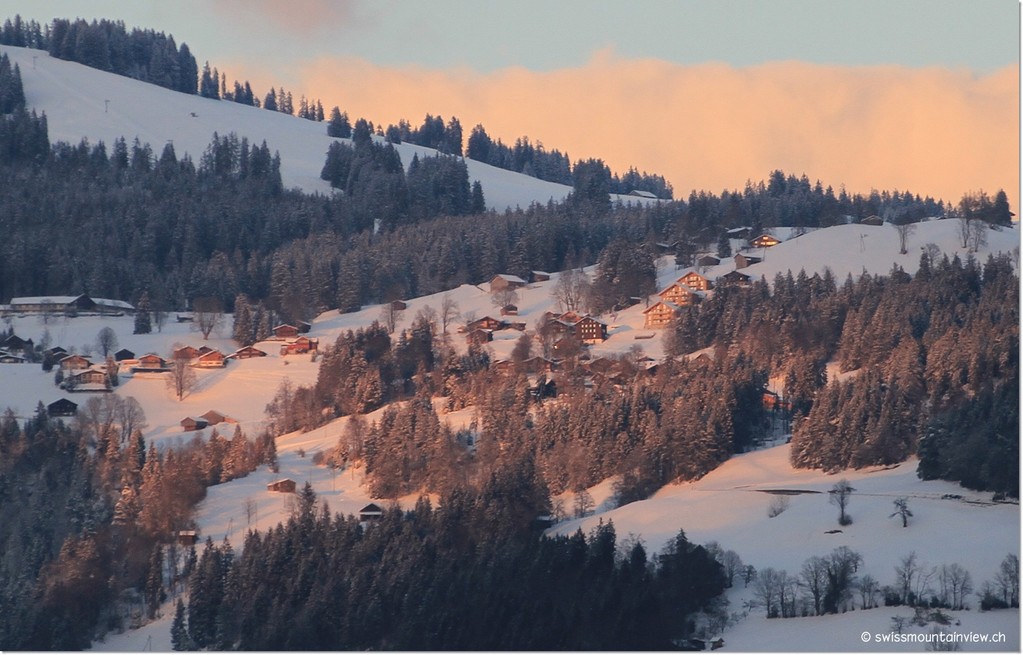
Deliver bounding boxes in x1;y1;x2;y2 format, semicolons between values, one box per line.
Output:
552;268;590;313
192;296;224;340
167;346;197;401
440;294;460;335
96;326;118;357
829;479;854;526
890;496;913;527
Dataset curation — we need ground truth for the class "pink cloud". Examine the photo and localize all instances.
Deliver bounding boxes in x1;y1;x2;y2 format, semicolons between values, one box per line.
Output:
235;51;1020;211
209;0;359;36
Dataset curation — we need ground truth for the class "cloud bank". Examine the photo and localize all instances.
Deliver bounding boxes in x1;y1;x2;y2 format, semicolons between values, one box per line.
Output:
239;50;1020;210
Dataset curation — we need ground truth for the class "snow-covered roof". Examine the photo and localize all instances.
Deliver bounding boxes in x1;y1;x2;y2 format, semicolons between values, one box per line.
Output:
628;189;658;199
492;274;527;284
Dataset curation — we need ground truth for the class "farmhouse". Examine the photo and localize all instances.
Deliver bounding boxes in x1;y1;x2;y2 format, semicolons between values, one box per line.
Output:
173;345;200;361
0;352;25;363
5;294;134;315
574;316;608;344
489;274;527;293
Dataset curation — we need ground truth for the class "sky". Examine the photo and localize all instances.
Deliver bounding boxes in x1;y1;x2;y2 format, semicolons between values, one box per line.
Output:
2;0;1020;208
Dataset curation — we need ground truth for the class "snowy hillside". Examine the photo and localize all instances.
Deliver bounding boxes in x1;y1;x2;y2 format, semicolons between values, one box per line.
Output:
0;45;656;212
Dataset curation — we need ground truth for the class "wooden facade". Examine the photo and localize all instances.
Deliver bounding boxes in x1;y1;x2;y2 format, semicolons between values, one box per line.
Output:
229;346;267;359
677;271;712;291
643;301;681;328
47;398;78;417
267;479;297;493
272;324;300;339
489;274;527;293
658;283;701;307
750;234;781;248
734;253;762;269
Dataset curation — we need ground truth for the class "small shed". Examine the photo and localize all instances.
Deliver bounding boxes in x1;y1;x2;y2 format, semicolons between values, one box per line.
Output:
176;530;199;547
734;253;763;269
531;270;551;283
267;479;297;493
499;304;519;316
696;254;721;267
359;503;384;521
47;398;78;417
390;300;408;311
861;215;884;226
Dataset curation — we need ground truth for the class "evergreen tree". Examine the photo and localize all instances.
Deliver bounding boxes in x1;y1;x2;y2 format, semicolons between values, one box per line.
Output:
134;291;152;334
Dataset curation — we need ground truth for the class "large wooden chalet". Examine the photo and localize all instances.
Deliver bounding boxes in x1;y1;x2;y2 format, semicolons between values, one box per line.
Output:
643;301;681;329
658;282;703;307
677;271;712;292
280;335;318;355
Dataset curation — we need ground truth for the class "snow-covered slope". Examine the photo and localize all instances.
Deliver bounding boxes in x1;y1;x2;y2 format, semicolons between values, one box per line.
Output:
0;45;656;212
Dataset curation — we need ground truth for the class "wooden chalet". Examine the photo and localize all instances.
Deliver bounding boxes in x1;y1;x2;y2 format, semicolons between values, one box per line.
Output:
658;283;702;307
389;300;408;311
0;352;25;363
200;409;236;426
180;416;209;432
677;271;712;292
272;324;300;339
719;270;752;287
173;345;200;361
360;503;384;521
280;335;319;355
499;304;519;316
59;354;92;371
696;254;721;267
194;349;226;368
465;328;493;346
643;301;681;328
466;316;504;332
47;398;78;417
574;316;608;344
489;274;527;293
133;353;170;372
267;478;297;493
750;233;781;248
228;345;268;359
66;367;110;389
0;334;33;355
726;226;751;239
45;346;68;359
114;348;136;361
531;270;551;283
629;189;659;199
860;215;884;226
734;253;762;269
